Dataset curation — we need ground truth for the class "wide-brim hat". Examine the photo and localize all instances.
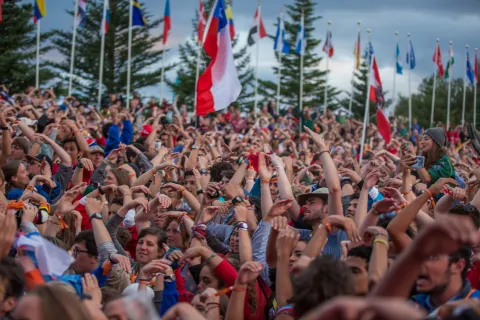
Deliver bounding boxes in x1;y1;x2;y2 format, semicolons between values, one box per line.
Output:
297;187;329;206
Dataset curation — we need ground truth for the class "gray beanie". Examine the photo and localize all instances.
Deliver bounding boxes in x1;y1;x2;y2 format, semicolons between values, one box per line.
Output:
425;127;447;147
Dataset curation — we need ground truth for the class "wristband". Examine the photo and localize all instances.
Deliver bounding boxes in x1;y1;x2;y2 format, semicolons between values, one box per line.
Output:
0;126;8;131
318;150;331;157
205;253;217;264
98;186;105;195
373;238;389;248
260;179;270;184
214;285;246;296
235;221;248;230
322;221;332;233
356;179;364;190
196;188;204;194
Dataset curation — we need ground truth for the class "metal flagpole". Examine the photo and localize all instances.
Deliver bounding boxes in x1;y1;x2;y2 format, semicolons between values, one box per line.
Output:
194;44;201;121
68;0;80;96
323;21;331;115
407;32;412;130
431;38;439;127
35;21;41;88
126;0;133;109
446;40;453;130
299;11;304;134
275;9;283;114
97;0;107;108
392;31;398;117
253;0;261;119
160;49;166;104
462;44;469;126
475;48;478;127
348;21;360;115
359;29;372;165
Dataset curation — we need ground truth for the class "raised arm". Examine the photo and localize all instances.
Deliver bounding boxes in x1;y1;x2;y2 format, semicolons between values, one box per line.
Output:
35;133;72;167
0;114;11;165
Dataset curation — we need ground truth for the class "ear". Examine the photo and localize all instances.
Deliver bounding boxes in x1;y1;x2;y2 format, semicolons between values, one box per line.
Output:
451;258;466;276
3;297;17;314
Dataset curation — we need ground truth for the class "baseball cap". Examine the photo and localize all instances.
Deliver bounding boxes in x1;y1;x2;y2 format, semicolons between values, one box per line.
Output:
297;187;329;206
89;145;105;155
140;124;153;137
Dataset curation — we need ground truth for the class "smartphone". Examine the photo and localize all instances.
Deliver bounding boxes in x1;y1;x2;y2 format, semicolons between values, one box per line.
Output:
154;141;162;151
411;156;425;169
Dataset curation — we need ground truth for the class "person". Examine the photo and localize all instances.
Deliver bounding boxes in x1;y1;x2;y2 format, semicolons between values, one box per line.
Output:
0;257;25;318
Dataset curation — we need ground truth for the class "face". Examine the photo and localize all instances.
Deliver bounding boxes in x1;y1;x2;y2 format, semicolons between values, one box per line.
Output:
197;265;220;293
104;171;119;186
104;298;128;320
11;144;26;160
12;163;29;187
152;208;168;228
0;279;17;317
184;175;196;193
89;152;104;168
57;124;72;141
421;135;435;153
136;234;162;265
63;141;80;164
191;295;208;317
302;197;326;223
416;254;463;294
346;256;369;296
289;241;307;268
160;134;169;146
27;160;42;177
70;241;97;274
9;295;42;320
166;221;184;250
228;229;239;253
269;182;278;200
345;198;359;219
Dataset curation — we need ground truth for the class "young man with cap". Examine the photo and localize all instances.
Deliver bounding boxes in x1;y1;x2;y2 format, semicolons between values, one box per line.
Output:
89;145;105;169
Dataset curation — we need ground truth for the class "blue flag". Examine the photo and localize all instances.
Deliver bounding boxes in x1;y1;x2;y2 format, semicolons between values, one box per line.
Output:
295;14;306;55
396;43;403;75
467;51;475;85
274;14;290;54
132;0;146;27
406;39;416;70
363;41;374;65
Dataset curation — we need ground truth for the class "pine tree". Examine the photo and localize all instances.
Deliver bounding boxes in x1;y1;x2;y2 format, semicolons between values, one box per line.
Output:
0;0;56;93
50;0;168;104
167;0;254;111
258;0;339;113
349;60;369;119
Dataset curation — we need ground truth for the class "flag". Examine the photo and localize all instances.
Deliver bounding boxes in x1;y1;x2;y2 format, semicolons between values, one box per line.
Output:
353;31;360;70
247;7;267;46
396;43;403;75
369;55;391;143
100;0;110;35
475;50;479;84
364;41;374;65
295;15;306;55
322;30;334;58
467;51;475;86
196;0;241;116
407;40;416;70
198;0;206;42
33;0;46;23
444;45;455;79
225;3;235;40
433;44;445;78
273;14;290;54
132;0;146;27
163;0;171;45
76;0;87;28
0;0;4;23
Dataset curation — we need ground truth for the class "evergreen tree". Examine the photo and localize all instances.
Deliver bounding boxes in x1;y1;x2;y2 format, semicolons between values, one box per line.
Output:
258;0;339;113
167;0;254;111
0;0;56;93
50;0;168;104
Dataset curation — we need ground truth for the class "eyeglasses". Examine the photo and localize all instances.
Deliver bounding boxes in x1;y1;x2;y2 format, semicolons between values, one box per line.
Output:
72;247;90;257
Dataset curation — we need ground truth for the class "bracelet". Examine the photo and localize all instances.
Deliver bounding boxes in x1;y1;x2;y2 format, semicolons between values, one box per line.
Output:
205;253;217;264
26;185;35;192
399;202;408;209
322;221;332;233
98;186;105;195
373;238;389;248
138;280;149;285
260;179;270;184
318;150;331;157
137;278;150;282
129;173;136;178
356;180;365;189
206;303;220;307
246;179;254;182
214;285;246;296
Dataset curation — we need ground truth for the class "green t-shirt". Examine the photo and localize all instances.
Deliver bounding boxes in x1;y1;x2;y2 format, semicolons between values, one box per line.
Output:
428;155;455;184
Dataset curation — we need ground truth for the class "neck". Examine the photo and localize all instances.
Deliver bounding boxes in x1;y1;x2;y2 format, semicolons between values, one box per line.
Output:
312;220;322;231
430;278;464;308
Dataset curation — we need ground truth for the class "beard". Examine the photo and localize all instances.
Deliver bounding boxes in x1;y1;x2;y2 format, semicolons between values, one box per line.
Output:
303;211;325;224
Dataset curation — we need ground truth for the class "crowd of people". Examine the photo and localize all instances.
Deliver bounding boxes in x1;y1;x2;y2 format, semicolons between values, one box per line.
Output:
2;84;480;319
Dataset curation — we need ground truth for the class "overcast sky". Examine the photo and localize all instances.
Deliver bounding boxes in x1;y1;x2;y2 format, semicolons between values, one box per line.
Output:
38;0;480;105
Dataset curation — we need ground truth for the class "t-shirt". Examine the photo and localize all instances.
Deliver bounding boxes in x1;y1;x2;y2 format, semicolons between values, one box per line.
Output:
427;155;455;184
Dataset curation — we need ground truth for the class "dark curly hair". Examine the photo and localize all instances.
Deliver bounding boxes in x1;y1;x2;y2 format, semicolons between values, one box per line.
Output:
291;255;355;318
449;203;480;229
210;161;234;182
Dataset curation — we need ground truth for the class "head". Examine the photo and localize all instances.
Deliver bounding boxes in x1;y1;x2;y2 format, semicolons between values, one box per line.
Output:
135;227;167;265
183;170;196;193
166;218;189;251
104;297;128;320
10;138;29;161
71;230;98;274
448;204;480;229
228;227;240;254
104;168;130;187
269;178;278;200
26;155;52;178
62;138;81;164
346;245;372;296
345;194;360;219
210;162;234;183
12;284;92;320
89;147;105;168
416;246;471;295
2;160;29;189
196;264;224;294
289;240;307;269
422;127;447;152
0;258;25;317
301;194;328;224
57;122;73;141
291;255;355;317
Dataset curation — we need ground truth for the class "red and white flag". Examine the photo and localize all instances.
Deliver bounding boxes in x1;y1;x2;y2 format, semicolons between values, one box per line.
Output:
0;0;4;23
247;7;267;46
198;0;206;42
432;44;445;78
369;55;391;143
322;30;334;58
196;0;241;116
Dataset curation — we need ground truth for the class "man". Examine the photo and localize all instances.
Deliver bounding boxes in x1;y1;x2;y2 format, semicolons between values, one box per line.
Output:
10;137;28;161
345;245;372;296
70;230;99;274
89;145;105;169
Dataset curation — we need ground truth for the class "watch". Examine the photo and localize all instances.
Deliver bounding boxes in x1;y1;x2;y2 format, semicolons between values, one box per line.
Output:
235;221;248;230
200;168;208;175
89;213;103;222
77;162;84;169
192;145;200;150
197;188;204;194
164;274;176;282
97;186;105;195
232;196;244;206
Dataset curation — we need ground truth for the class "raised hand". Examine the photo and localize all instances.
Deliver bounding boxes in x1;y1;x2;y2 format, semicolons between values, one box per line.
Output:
108;254;132;274
157;194;172;209
363;170;380;190
130;185;151;195
324;215;362;242
372;198;400;215
429;178;459;196
383;187;407;205
271;216;289;233
139;259;173;278
199;206;219;224
0;204;16;258
304;126;328;151
85;198;104;217
82;274;102;304
258;152;273;181
236;261;264;285
79;158;94;171
363;226;389;245
276;229;300;260
266;199;293;220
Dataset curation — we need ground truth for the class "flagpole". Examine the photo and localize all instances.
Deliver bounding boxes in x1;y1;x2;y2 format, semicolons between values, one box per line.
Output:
253;0;261;119
35;21;41;88
299;10;304;134
475;48;478;127
68;0;80;96
275;9;283;115
446;40;453;130
126;0;133;109
97;0;107;108
407;32;412;130
323;21;331;115
392;31;398;117
348;21;360;115
160;49;166;104
431;38;439;127
194;44;202;115
359;29;372;165
462;44;469;126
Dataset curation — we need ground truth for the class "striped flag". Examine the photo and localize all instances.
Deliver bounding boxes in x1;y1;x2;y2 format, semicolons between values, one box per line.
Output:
322;30;334;57
353;31;360;70
100;0;110;35
225;3;235;40
369;54;391;143
198;0;205;42
295;14;306;55
467;51;475;86
433;44;445;77
76;0;87;28
396;43;403;74
247;7;267;46
273;13;289;54
163;0;171;45
444;45;455;79
33;0;46;23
